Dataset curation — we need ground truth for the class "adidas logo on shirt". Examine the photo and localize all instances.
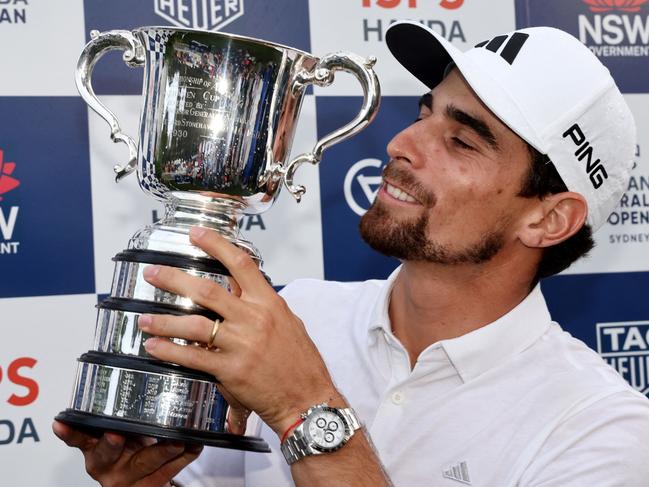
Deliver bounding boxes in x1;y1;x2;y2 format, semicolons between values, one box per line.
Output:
442;460;471;484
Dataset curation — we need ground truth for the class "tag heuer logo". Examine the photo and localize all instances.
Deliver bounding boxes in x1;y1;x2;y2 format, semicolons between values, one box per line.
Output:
154;0;245;31
597;321;649;396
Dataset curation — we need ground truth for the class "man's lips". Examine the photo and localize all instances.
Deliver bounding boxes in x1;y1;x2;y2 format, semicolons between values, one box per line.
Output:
381;161;436;207
381;178;421;205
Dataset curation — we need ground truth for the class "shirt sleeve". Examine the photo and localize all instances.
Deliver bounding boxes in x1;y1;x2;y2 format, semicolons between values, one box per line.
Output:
519;390;649;487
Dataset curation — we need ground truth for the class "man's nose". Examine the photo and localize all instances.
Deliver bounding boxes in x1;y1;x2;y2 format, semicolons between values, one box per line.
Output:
386;119;436;169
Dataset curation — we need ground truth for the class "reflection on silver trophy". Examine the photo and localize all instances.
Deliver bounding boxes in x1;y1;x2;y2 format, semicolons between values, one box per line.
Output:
55;26;380;449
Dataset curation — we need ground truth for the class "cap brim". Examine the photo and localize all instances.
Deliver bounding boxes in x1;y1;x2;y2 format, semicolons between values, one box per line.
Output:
385;21;460;89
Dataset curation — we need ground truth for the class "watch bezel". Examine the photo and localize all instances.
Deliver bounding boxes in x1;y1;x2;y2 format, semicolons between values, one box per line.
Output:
303;406;353;453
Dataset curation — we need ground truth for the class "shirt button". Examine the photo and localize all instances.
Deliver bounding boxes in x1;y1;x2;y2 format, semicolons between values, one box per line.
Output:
391;391;404;405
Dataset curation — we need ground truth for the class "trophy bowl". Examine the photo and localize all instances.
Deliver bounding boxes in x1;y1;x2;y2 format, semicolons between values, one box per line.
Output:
56;26;380;450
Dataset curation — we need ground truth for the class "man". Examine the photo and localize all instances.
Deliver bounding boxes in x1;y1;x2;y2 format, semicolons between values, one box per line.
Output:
54;21;649;486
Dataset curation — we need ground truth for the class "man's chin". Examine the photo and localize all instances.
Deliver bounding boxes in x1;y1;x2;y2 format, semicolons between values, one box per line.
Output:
359;202;506;265
358;202;427;260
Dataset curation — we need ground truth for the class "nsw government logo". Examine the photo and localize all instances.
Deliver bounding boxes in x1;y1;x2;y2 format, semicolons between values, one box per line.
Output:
597;321;649;396
154;0;244;31
579;0;649;57
514;0;649;91
0;149;20;255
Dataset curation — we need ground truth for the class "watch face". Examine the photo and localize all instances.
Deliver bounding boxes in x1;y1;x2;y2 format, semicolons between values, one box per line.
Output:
305;408;347;451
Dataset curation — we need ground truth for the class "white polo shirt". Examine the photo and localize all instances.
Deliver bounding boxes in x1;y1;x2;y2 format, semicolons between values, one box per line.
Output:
177;268;649;487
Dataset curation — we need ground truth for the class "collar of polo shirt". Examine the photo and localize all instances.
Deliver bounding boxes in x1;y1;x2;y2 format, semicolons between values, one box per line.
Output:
368;266;552;382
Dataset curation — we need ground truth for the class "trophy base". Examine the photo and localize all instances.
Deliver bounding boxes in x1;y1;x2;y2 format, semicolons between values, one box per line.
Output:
55;410;271;452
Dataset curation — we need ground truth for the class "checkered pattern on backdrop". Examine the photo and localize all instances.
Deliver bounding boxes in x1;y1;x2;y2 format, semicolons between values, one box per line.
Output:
1;1;648;484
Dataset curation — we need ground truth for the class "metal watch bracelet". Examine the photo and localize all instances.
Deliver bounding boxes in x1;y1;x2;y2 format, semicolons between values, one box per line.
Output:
281;407;361;465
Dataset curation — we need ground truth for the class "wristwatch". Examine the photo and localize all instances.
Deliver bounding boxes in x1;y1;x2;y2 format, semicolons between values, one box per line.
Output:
280;403;361;465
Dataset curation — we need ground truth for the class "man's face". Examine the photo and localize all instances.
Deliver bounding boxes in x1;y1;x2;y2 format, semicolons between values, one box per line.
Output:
360;69;534;264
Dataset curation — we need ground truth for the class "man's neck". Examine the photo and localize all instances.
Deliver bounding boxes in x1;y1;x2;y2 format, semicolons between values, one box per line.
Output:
388;251;537;367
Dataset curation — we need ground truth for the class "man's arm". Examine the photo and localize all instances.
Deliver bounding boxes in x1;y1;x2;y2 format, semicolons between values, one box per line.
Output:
284;397;393;487
291;432;392;486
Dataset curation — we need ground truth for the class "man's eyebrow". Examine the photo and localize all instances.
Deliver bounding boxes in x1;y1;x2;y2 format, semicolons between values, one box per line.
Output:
418;93;501;151
446;104;500;152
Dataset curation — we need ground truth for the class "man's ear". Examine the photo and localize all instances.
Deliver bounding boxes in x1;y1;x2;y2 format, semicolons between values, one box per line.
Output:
518;192;588;249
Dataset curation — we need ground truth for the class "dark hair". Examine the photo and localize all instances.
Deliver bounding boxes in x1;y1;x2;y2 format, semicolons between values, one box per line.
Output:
518;145;594;282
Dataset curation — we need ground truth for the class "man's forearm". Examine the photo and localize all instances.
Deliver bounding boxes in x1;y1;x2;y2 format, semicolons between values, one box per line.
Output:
290;427;393;487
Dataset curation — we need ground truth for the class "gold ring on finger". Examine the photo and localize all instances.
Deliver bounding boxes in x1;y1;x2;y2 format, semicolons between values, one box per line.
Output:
207;318;221;349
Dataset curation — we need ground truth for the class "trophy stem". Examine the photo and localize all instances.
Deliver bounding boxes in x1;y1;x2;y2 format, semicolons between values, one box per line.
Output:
168;196;263;264
129;195;264;266
164;197;243;241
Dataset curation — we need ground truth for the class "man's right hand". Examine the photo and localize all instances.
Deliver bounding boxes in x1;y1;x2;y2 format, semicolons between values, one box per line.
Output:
52;420;202;487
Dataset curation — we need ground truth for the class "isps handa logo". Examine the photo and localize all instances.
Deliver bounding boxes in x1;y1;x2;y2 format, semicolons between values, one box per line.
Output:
0;357;40;446
579;0;649;57
0;0;28;25
0;149;21;255
597;321;649;396
361;0;466;43
154;0;244;31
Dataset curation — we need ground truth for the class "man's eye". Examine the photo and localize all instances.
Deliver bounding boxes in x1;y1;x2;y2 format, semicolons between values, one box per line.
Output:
453;137;474;151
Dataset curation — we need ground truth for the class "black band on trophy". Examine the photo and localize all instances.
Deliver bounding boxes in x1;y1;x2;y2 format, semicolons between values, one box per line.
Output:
54;410;271;452
79;351;218;382
98;297;222;321
113;249;232;276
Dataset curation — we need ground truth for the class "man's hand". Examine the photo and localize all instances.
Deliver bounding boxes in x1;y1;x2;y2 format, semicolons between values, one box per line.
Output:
52;421;202;487
139;226;340;437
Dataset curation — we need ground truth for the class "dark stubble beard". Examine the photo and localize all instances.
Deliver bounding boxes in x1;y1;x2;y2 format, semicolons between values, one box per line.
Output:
358;165;506;264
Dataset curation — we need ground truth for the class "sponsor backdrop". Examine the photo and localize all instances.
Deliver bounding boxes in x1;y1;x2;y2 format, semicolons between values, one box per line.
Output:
0;0;648;484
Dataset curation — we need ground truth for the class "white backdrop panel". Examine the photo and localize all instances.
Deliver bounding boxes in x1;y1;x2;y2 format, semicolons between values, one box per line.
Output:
0;0;86;96
309;0;516;96
0;294;97;486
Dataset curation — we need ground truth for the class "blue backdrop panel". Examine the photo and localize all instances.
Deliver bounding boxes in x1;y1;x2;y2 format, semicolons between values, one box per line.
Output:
543;272;649;345
316;96;423;281
543;271;649;393
0;97;95;298
515;0;649;93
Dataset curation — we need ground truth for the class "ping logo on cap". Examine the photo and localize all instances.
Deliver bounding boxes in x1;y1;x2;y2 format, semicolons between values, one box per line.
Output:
474;32;530;65
563;123;609;189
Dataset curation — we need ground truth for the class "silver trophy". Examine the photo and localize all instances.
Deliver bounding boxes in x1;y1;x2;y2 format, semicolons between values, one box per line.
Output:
55;27;380;450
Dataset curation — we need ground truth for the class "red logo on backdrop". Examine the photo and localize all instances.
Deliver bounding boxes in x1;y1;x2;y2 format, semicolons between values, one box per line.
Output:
0;150;20;201
440;0;463;9
0;358;39;407
583;0;648;13
361;0;464;9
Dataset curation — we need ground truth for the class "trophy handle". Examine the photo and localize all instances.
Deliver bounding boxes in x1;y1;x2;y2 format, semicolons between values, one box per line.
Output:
76;30;146;182
283;53;381;202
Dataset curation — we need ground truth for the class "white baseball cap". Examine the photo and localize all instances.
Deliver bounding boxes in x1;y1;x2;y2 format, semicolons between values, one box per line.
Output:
385;20;635;231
